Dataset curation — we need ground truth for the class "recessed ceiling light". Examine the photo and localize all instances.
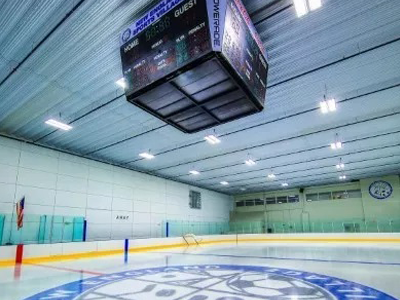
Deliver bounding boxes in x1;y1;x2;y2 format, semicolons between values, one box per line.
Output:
189;170;200;175
268;174;276;179
220;181;229;186
308;0;322;11
116;78;127;89
281;183;289;187
204;135;221;145
139;152;155;160
45;119;72;131
293;0;308;17
245;159;256;166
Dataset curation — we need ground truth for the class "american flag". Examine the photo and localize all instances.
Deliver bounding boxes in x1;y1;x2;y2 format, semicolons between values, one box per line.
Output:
16;197;25;230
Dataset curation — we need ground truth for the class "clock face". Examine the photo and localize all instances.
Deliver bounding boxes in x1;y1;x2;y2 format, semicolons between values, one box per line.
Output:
368;180;393;200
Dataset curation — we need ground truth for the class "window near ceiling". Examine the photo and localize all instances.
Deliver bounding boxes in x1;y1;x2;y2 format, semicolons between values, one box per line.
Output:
189;190;201;209
235;194;301;208
305;189;362;202
266;197;276;205
332;191;348;200
306;193;318;202
347;189;362;198
255;199;265;206
277;196;288;204
318;192;332;201
236;201;245;207
245;199;255;206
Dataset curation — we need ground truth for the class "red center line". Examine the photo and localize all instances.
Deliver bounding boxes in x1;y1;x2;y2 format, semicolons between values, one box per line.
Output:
24;262;105;276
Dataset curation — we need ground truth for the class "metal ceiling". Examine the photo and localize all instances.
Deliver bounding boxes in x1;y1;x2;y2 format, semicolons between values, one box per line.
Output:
0;0;399;194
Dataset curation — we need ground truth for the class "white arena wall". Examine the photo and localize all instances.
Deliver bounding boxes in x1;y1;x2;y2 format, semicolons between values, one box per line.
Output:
0;136;233;241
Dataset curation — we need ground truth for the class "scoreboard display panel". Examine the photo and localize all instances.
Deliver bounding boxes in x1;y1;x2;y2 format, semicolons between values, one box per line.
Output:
120;0;211;98
119;0;268;133
222;0;267;106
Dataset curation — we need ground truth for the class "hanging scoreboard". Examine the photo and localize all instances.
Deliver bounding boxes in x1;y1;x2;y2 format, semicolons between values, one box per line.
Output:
120;0;268;133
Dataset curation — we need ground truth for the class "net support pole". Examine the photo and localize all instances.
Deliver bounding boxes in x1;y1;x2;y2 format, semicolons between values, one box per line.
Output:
166;222;169;237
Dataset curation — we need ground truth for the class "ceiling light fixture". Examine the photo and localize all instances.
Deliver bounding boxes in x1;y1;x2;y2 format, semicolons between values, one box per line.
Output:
268;174;276;179
116;78;127;89
320;98;336;114
336;163;345;169
293;0;322;17
293;0;308;17
204;135;221;145
245;159;256;166
220;181;229;186
189;170;200;175
45;119;72;131
240;188;247;191
139;152;155;160
308;0;322;11
330;134;343;150
339;175;347;180
281;183;289;187
331;141;342;150
335;158;345;169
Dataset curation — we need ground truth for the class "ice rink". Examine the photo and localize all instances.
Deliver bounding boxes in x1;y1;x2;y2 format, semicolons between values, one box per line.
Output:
1;242;399;300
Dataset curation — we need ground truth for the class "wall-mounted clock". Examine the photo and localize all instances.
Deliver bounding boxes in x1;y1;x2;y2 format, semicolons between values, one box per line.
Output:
368;180;393;200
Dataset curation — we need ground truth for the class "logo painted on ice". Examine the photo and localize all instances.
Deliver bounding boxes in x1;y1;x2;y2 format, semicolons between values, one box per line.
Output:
25;265;395;300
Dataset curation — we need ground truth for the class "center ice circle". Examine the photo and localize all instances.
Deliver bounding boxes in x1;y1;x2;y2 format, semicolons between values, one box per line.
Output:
25;265;396;300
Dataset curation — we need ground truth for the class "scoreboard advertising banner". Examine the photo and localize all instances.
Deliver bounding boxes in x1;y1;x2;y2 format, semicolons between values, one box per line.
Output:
120;0;268;104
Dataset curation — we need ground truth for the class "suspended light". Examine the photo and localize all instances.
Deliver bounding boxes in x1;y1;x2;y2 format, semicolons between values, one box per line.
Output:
204;135;221;145
336;163;345;169
268;174;276;179
327;99;336;111
293;0;322;17
339;175;347;180
116;78;127;89
139;152;155;160
245;159;256;166
308;0;322;11
293;0;308;17
320;98;336;114
189;170;200;175
281;183;289;187
240;188;247;191
330;134;342;150
45;119;72;131
220;181;229;186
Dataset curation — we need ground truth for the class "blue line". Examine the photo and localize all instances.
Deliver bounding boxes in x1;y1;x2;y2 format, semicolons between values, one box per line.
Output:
155;251;400;266
124;239;129;264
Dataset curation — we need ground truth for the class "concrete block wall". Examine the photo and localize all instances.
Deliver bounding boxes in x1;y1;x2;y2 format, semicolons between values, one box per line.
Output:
0;136;232;241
